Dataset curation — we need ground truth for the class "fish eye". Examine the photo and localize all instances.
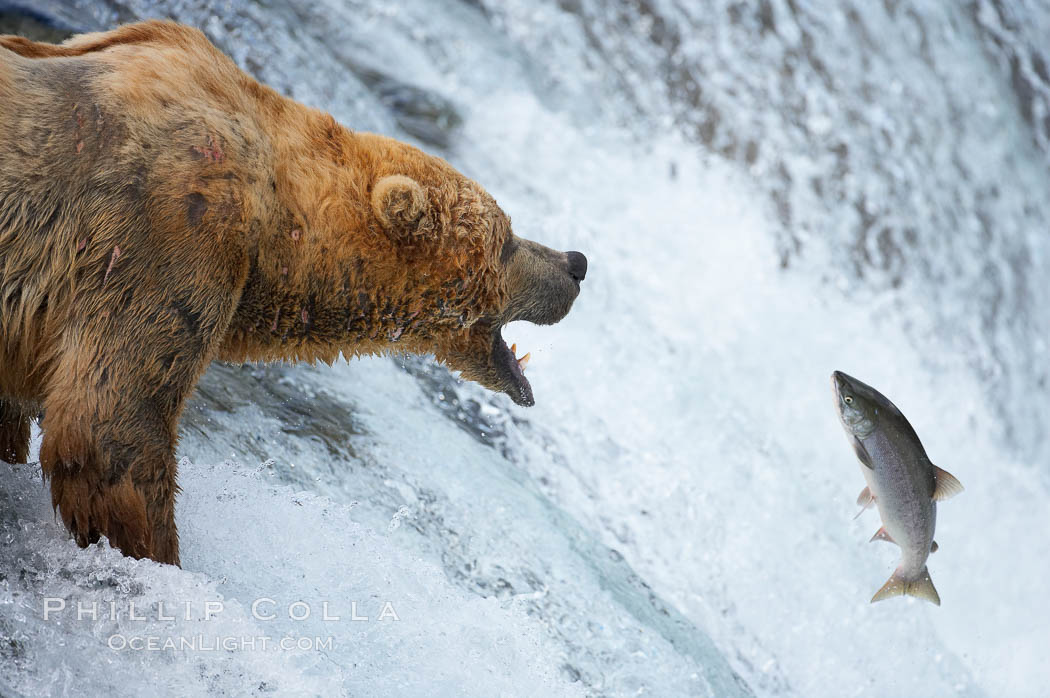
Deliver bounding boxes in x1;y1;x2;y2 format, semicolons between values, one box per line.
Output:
844;396;853;404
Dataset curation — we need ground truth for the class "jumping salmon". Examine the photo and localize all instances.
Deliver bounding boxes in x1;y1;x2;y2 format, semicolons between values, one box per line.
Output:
831;371;963;605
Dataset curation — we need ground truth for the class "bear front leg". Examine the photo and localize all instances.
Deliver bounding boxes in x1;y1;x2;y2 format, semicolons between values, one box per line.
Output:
34;180;249;563
0;399;31;464
41;299;228;566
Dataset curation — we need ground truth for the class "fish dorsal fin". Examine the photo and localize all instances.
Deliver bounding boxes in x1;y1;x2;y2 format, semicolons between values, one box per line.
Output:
870;526;895;544
853;486;876;519
931;541;938;553
932;466;964;501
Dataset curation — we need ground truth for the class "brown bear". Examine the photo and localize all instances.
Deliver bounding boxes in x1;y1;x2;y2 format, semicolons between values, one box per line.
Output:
0;20;587;565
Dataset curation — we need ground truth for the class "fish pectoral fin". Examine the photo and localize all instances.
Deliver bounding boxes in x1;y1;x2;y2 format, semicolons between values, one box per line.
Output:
851;437;874;469
932;466;964;501
852;486;876;519
869;526;896;544
870;566;940;606
931;541;938;553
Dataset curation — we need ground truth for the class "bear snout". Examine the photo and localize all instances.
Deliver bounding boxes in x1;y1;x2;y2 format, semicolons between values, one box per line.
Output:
501;240;585;327
566;251;587;282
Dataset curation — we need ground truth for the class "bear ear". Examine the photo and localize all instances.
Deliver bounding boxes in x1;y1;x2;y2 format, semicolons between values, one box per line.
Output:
371;175;426;235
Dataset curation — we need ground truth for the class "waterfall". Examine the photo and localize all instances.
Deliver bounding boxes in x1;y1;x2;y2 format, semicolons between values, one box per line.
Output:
2;1;1047;695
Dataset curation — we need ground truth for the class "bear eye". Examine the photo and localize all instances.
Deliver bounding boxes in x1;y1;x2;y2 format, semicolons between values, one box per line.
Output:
844;396;853;404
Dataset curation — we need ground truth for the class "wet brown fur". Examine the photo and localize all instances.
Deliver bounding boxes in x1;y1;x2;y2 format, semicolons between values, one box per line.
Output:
0;21;579;564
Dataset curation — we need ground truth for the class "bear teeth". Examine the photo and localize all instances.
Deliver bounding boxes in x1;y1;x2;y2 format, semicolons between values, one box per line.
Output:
509;343;530;372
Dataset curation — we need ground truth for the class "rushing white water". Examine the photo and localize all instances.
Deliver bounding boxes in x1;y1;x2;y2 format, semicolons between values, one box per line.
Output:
2;1;1049;696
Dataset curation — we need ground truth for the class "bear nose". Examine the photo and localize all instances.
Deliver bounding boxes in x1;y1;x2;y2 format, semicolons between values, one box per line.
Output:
566;251;588;282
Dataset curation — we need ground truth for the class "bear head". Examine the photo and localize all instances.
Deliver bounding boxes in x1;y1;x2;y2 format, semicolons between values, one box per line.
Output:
364;166;587;407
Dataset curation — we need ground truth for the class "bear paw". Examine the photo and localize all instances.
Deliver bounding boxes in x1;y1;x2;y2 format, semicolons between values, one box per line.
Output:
47;468;153;560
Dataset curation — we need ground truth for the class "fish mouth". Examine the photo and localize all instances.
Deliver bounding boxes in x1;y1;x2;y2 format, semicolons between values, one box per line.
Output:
831;370;857;410
831;370;851;392
831;370;860;402
491;327;533;407
831;370;876;438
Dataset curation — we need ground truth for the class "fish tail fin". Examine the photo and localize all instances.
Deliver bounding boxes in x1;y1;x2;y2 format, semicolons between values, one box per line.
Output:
870;566;940;606
905;567;940;605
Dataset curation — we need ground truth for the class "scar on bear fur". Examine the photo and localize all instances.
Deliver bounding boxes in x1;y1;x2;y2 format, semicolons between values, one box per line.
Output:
0;21;587;565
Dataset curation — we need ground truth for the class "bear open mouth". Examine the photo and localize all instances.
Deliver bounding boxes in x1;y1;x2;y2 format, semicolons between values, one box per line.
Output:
493;329;534;407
